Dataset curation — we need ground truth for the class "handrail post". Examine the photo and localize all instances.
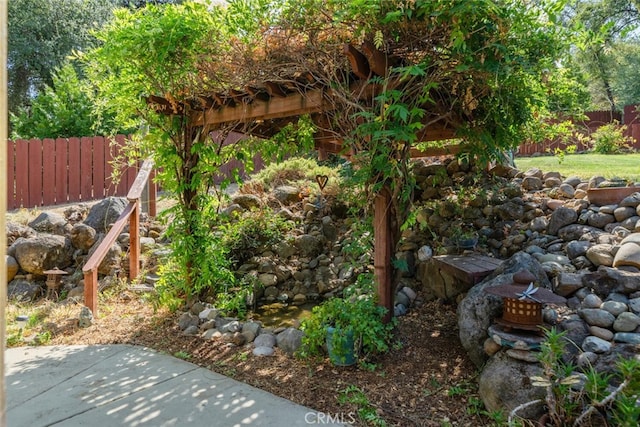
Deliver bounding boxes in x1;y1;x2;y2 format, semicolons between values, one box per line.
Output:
129;199;140;279
84;268;98;315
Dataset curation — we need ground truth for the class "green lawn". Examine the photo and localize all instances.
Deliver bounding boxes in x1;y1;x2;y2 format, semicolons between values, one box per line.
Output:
514;153;640;181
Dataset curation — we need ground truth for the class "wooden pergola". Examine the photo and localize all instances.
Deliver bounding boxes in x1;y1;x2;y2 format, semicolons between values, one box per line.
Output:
149;42;462;319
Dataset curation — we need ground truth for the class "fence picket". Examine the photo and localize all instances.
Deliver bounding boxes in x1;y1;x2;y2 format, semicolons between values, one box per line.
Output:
42;138;56;206
68;137;81;202
28;139;43;207
93;136;106;199
15;140;29;208
80;137;94;200
55;137;68;205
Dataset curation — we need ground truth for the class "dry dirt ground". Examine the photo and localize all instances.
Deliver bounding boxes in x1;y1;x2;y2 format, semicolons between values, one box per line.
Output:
9;290;492;427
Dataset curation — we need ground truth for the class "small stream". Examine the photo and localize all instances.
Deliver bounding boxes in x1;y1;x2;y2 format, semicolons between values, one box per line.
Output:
249;302;317;328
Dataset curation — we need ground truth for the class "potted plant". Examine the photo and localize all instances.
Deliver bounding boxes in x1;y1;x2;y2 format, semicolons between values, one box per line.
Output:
449;223;478;249
298;279;396;367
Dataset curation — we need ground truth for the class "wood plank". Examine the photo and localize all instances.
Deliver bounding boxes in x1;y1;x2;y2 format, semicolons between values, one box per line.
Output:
28;138;43;207
80;137;93;200
344;44;371;79
67;137;81;202
92;136;106;199
195;89;325;126
42;138;56;205
55;138;68;205
7;139;16;209
361;40;391;77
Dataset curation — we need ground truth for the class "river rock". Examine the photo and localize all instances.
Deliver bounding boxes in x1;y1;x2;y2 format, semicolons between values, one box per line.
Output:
588;212;615;229
582;293;603;308
589;326;614;341
294;234;323;258
254;333;276;348
276;327;304;354
582;336;611;354
614;207;637;222
601;300;628;316
522;176;542;191
547;207;578;236
273;185;301;204
613;333;640;344
586;244;614;267
613;312;640;332
612;241;640;269
565;241;591;260
578;308;615;328
620;192;640;207
558;224;603;242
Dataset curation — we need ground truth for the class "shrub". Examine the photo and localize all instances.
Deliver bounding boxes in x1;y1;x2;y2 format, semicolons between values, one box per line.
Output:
589;122;633;154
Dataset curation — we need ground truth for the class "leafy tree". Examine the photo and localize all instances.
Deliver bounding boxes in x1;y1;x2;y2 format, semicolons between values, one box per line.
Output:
8;0;117;115
83;1;308;303
9;62;121;139
568;0;640;111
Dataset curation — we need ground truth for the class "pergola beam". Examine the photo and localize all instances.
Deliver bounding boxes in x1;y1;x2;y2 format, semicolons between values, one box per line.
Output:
192;89;326;127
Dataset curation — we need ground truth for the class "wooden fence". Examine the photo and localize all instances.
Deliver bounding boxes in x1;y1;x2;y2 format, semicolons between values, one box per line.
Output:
518;105;640;156
6;132;263;211
6;135;142;210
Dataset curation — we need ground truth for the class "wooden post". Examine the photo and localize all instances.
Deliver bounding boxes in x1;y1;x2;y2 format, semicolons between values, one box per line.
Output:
83;269;98;315
1;0;8;421
129;200;140;279
374;186;393;322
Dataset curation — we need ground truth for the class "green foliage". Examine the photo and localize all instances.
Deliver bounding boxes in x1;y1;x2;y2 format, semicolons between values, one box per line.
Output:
220;208;294;267
10;62;121;139
510;327;640;426
8;0;116;114
298;275;396;366
251;156;341;192
85;2;311;308
154;207;236;310
589;122;633;154
338;385;387;427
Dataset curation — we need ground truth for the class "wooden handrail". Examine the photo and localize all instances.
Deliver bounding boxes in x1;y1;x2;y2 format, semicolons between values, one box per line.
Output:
82;158;154;315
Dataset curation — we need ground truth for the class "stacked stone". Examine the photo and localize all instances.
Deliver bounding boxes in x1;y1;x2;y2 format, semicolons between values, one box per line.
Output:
564;286;640;369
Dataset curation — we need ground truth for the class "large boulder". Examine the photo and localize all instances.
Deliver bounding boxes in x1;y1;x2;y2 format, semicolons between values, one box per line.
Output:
83;197;128;233
458;252;550;368
478;351;546;420
276;327;304;354
11;235;73;275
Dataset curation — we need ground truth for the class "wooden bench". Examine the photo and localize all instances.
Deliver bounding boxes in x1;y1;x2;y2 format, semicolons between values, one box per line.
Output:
426;254;503;301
